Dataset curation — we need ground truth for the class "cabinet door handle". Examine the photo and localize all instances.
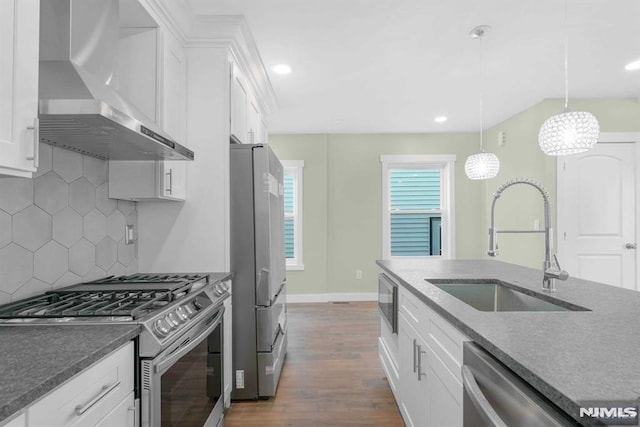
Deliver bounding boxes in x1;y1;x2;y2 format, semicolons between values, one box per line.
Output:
165;168;173;195
417;344;427;381
26;118;39;167
412;339;417;373
74;381;121;415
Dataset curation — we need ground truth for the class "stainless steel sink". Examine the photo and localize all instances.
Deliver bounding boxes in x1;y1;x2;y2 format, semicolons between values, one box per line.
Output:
426;279;589;312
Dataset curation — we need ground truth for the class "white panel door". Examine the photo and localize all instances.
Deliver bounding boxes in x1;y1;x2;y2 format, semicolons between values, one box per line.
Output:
559;142;636;290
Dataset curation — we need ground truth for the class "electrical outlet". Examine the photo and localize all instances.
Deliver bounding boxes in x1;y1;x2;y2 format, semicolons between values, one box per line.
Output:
235;370;245;389
498;131;506;147
533;219;540;231
356;270;363;280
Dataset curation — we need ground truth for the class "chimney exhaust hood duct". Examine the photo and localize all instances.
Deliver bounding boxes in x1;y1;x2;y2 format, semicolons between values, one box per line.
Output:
38;0;194;161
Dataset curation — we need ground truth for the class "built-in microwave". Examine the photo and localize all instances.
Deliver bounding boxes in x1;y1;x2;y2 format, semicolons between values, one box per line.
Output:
378;273;398;334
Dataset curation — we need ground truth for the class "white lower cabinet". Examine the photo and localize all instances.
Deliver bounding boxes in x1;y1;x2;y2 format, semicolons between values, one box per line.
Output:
398;316;429;427
380;275;468;427
94;392;136;427
428;350;463;427
1;412;25;427
26;342;135;427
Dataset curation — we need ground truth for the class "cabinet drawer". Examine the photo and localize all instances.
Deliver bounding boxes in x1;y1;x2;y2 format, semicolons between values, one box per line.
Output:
424;304;469;382
398;287;428;340
29;342;134;427
95;391;135;427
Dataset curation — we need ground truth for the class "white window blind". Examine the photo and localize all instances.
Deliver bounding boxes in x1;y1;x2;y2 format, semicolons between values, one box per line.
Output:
282;160;304;270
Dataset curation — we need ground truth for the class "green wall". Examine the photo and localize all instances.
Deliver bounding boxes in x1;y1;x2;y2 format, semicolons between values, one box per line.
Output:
271;98;640;294
481;98;640;268
270;133;483;295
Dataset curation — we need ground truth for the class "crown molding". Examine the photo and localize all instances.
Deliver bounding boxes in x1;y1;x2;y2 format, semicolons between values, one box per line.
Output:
185;15;278;115
137;0;194;45
139;4;278;117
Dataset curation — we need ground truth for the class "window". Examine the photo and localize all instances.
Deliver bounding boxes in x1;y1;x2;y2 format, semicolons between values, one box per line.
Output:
282;160;304;270
381;155;456;259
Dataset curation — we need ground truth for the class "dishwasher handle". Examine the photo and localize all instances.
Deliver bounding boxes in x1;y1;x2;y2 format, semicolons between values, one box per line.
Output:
462;365;508;427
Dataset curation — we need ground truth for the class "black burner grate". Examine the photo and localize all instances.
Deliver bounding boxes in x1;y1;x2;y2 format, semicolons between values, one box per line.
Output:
0;273;209;320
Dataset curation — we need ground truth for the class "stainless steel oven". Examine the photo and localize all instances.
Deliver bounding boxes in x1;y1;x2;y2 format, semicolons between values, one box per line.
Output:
378;273;398;334
141;304;225;427
0;273;231;427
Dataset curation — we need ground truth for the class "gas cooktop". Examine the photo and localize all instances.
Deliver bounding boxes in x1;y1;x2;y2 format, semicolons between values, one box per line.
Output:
0;273;231;357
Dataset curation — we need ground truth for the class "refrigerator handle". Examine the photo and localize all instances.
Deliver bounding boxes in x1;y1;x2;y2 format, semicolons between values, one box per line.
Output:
257;267;270;294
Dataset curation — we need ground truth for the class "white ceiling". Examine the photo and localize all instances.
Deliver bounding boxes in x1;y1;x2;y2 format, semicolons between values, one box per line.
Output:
187;0;640;134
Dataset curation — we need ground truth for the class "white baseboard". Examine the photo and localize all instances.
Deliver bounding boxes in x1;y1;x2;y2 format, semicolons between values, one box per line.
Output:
287;292;377;303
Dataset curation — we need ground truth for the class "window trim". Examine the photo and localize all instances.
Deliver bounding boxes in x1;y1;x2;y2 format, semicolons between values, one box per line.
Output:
282;160;304;271
380;155;456;260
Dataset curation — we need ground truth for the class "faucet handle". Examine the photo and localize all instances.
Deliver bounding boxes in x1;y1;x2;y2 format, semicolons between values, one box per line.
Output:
551;254;569;281
487;228;498;257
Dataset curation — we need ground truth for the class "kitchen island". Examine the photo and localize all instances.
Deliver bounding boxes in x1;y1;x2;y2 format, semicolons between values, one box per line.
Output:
0;325;140;423
377;259;640;426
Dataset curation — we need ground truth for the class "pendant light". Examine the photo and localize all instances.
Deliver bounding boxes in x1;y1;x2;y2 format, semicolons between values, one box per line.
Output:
464;25;500;180
538;0;599;155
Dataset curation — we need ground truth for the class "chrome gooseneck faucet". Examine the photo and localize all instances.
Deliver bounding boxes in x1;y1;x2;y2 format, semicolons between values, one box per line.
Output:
487;178;569;292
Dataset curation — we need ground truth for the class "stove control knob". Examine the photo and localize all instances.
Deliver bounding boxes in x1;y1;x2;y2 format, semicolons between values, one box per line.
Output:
183;304;195;317
175;306;189;322
219;282;229;292
165;313;180;328
154;318;171;338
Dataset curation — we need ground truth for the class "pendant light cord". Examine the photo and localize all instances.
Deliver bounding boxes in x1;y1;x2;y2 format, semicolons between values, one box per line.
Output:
479;31;484;151
564;0;569;110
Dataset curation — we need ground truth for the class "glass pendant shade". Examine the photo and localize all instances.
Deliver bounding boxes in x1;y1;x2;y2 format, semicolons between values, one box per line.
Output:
538;111;599;156
464;151;500;180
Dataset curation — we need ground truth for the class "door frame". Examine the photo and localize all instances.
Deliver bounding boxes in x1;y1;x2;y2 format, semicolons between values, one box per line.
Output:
556;132;640;289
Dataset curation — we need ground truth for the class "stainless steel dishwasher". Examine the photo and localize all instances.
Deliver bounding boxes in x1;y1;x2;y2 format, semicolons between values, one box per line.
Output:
462;342;579;427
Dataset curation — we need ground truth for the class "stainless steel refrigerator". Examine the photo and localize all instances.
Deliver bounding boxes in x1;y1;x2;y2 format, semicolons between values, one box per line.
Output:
230;143;287;400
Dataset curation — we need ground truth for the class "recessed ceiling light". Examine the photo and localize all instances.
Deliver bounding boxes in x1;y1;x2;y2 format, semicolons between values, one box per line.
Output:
272;64;292;75
625;59;640;71
434;116;448;123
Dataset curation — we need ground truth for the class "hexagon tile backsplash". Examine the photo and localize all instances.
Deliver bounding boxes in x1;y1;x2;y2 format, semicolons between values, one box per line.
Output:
0;144;138;304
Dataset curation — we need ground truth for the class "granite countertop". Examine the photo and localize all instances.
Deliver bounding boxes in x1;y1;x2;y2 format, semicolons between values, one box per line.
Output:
0;324;140;422
377;259;640;426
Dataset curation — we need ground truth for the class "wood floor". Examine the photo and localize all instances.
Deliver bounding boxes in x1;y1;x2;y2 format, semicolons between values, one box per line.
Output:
225;301;405;427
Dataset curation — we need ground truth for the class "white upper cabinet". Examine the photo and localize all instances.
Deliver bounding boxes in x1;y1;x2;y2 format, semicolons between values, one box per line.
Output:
230;67;248;143
230;64;266;144
0;0;40;178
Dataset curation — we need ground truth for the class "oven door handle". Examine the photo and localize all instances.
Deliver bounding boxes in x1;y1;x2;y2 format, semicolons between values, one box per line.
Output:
154;307;224;375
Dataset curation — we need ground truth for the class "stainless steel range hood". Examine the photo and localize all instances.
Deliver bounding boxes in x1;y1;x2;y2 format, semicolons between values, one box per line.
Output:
38;0;194;161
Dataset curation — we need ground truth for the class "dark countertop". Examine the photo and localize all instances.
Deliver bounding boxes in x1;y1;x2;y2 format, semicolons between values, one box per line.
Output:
377;259;640;426
0;325;140;422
